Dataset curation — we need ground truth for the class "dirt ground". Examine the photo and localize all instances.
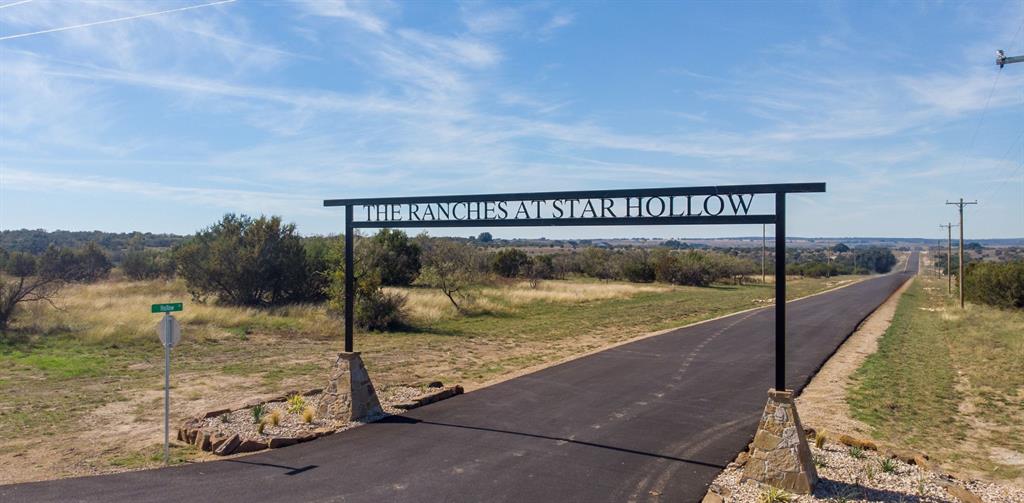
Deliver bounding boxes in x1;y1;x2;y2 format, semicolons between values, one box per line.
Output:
795;274;915;438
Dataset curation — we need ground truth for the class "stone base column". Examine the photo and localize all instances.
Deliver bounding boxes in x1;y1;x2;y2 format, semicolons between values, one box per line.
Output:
317;352;384;422
742;389;818;494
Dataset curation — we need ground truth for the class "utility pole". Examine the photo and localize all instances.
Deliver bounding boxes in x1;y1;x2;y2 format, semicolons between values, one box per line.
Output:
939;223;958;294
946;198;977;308
996;49;1024;68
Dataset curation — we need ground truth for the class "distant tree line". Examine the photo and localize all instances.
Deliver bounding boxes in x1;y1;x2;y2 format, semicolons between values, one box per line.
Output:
0;218;907;333
0;229;186;257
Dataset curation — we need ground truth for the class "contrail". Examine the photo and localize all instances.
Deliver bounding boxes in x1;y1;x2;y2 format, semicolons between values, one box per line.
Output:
0;0;236;41
0;0;35;9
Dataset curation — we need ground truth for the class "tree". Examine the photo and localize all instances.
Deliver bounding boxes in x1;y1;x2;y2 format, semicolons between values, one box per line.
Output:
832;243;850;253
364;229;421;286
417;237;483;311
491;248;531;278
0;252;63;331
477;232;493;243
122;249;176;280
966;261;1024;309
175;214;312;306
37;243;112;283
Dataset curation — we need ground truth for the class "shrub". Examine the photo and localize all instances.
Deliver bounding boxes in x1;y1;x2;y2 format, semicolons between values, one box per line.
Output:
1;252;64;331
251;404;266;424
38;243;112;283
268;409;281;426
302;407;315;423
815;430;827;449
758;486;793;503
491;248;532;278
257;422;265;434
121;249;176;280
880;457;897;474
965;261;1024;309
849;446;865;459
286;394;306;414
356;288;408;330
619;250;655;283
175;214;314;306
364;229;421;286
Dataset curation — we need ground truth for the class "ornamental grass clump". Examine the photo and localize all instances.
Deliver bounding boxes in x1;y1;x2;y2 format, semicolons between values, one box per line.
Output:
849;445;865;459
815;429;827;449
302;406;315;424
757;486;793;503
880;457;898;474
251;403;266;424
268;409;281;426
287;394;306;414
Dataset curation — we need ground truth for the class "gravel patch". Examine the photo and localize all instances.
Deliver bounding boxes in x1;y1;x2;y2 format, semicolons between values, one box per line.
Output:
709;443;1024;502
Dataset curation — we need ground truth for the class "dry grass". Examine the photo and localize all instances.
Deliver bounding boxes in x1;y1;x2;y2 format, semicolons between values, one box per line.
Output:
14;279;332;343
389;279;672;323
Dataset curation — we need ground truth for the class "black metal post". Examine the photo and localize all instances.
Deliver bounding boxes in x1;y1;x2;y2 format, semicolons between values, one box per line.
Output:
774;193;786;391
344;205;354;353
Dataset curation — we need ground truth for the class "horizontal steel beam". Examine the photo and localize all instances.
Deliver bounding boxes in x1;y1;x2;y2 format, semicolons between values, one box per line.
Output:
351;214;777;228
325;182;825;207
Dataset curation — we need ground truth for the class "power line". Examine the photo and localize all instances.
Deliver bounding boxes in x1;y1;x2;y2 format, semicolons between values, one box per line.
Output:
0;0;35;9
0;0;236;42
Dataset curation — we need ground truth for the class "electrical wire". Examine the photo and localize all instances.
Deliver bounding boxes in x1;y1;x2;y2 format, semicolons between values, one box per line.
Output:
0;0;235;41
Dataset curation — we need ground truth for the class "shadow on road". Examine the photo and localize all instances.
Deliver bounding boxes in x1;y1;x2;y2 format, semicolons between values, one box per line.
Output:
224;460;318;476
377;415;726;470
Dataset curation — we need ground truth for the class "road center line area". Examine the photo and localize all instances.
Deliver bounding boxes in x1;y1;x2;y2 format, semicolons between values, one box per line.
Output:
1;253;918;503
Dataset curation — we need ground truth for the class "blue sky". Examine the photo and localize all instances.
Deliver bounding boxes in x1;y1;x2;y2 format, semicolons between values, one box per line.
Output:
1;0;1023;240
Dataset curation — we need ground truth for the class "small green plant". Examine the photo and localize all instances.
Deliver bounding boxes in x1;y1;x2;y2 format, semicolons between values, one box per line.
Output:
815;429;827;449
880;457;898;474
302;406;315;424
251;403;266;424
219;413;230;423
849;445;865;459
865;464;876;482
757;486;793;503
268;409;281;426
813;455;828;468
287;394;306;414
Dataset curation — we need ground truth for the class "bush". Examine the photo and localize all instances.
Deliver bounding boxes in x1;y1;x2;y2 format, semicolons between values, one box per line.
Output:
175;214;314;306
121;249;175;280
651;250;714;286
355;288;408;330
416;237;485;311
38;243;112;282
619;250;655;283
966;261;1024;309
364;229;421;286
491;248;531;278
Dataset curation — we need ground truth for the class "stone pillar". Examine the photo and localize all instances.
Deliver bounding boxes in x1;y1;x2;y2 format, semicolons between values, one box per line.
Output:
318;352;384;422
742;389;818;494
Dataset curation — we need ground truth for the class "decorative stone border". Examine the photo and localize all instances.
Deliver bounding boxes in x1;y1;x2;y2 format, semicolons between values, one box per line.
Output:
177;384;464;456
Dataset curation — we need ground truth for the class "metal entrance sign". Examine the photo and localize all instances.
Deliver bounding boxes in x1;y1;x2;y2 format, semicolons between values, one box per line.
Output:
325;183;826;391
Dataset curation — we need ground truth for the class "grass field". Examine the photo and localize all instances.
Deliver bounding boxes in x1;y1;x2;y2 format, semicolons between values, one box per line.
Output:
848;270;1024;483
0;274;857;483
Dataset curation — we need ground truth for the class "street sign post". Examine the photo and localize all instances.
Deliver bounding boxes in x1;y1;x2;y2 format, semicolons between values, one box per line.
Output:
153;303;183;465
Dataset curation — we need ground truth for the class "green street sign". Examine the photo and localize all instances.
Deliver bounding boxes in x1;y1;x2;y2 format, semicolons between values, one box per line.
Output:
151;303;183;313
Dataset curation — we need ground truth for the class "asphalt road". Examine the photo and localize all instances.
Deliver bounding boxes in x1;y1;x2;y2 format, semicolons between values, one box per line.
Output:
2;252;918;503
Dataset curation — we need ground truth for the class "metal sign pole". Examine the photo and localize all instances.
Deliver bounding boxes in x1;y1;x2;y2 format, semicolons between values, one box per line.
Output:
775;193;786;391
163;313;171;465
344;205;355;353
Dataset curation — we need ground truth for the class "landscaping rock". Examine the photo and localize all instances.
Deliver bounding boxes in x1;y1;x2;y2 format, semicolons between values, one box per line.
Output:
941;481;984;503
194;431;211;451
234;439;266;454
294;433;317;443
213;434;240;456
838;434;877;451
302;388;323;396
268;437;298;449
701;490;724;503
427;381;443;388
209;434;228;451
202;408;232;419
